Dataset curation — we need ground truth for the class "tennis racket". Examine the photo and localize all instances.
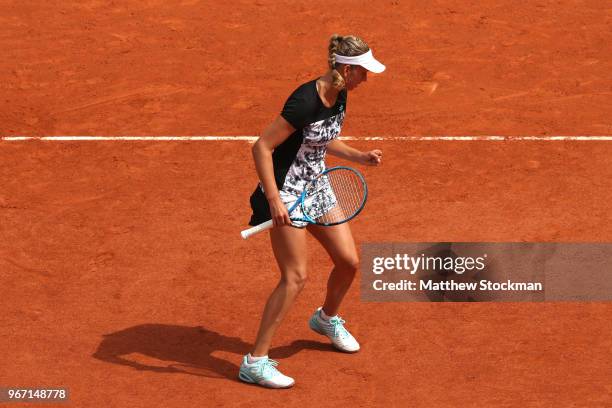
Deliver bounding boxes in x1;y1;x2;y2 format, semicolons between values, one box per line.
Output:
241;166;368;239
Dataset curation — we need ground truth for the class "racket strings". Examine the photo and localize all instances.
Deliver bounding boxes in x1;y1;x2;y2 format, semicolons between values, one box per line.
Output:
304;169;365;225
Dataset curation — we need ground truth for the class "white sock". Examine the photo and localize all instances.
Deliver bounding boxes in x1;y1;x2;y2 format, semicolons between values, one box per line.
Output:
247;353;268;364
319;308;336;321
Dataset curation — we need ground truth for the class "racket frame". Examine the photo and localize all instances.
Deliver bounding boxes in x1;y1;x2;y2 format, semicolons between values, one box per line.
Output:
240;166;368;239
296;165;368;226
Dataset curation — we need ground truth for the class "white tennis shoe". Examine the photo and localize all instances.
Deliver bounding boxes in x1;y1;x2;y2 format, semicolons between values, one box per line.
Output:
309;307;360;353
238;355;295;389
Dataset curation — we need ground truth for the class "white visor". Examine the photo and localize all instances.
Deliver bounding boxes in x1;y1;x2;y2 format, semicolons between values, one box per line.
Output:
333;50;386;73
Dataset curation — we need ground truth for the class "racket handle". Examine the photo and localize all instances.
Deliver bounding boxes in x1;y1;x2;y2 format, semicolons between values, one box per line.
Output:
241;219;274;239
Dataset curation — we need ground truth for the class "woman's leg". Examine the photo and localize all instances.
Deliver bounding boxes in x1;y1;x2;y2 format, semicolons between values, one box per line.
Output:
251;225;308;356
307;222;359;316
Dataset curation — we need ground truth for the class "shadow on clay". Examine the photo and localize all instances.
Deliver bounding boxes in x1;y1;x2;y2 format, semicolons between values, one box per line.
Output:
92;324;331;380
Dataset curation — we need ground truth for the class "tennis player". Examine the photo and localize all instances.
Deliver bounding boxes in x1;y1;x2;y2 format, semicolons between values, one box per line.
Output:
239;34;385;389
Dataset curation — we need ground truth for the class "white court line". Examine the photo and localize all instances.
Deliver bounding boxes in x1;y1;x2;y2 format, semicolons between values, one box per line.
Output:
2;135;612;141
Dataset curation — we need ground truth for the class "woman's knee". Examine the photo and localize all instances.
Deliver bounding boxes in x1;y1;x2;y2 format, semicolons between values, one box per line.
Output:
281;268;308;291
335;253;360;274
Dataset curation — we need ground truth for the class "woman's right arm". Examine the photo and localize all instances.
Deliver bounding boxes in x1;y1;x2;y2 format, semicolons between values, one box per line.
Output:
252;115;296;227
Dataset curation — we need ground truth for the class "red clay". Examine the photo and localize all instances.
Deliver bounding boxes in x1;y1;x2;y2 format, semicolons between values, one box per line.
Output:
1;1;611;137
1;141;611;406
1;1;611;407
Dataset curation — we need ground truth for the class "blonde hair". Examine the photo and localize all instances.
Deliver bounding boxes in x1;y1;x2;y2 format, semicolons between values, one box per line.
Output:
328;34;370;90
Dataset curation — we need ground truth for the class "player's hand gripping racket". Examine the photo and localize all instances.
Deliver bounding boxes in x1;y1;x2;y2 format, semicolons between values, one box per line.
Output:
241;166;368;239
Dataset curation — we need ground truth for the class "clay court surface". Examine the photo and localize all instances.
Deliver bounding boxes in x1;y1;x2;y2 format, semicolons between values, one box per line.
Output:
1;1;611;407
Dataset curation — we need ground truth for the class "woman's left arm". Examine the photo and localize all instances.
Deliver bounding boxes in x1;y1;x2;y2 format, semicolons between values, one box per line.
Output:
326;139;382;166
